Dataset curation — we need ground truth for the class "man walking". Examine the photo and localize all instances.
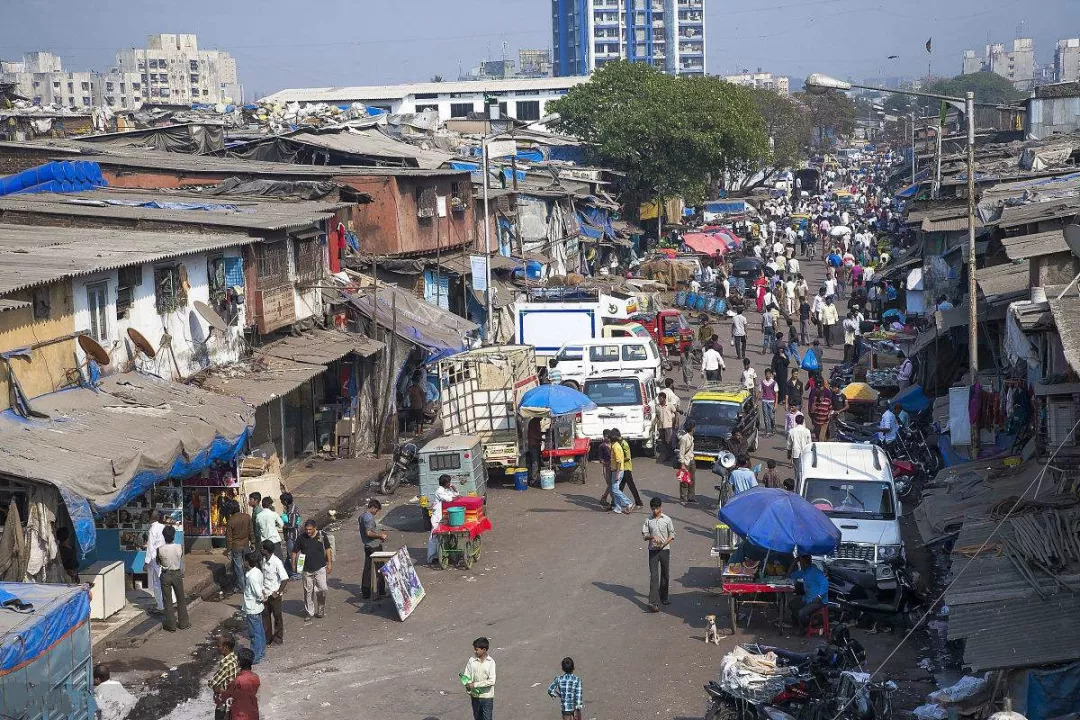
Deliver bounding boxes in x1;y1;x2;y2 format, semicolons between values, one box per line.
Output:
157;525;190;632
225;500;252;594
820;296;839;348
614;429;643;508
359;499;388;599
608;428;635;514
787;413;813;482
701;343;725;382
145;510;167;615
209;633;239;720
731;308;748;360
642;497;675;612
241;552;265;665
261;539;289;646
547;657;584;720
291;520;332;620
280;491;302;579
463;637;497;720
656;392;677;462
678;420;697;504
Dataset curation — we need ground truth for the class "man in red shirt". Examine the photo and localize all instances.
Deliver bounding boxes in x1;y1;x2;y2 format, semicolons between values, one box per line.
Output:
220;647;260;720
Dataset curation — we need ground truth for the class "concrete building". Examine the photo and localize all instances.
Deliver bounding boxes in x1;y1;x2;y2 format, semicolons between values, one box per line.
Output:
551;0;706;77
961;38;1036;91
518;49;552;77
1056;39;1080;83
264;76;589;123
721;69;789;94
114;33;241;105
0;52;96;108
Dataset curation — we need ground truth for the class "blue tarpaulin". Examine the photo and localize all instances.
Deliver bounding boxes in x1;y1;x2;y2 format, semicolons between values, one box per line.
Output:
893;384;931;414
719;487;841;555
704;200;746;215
0;583;90;672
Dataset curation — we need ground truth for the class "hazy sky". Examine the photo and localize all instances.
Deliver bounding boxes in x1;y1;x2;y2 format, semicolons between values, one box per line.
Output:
2;0;1078;96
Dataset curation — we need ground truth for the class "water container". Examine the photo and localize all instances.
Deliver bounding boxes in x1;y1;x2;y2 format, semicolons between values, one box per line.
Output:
513;467;529;491
716;298;728;314
71;162;88;183
705;297;717;312
693;294;707;310
57;161;77;182
540;469;556;490
446;506;466;527
686;292;698;308
675;291;687;307
525;261;543;280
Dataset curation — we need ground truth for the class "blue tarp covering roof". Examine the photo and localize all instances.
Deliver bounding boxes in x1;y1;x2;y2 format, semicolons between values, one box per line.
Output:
0;583;89;673
704;200;746;214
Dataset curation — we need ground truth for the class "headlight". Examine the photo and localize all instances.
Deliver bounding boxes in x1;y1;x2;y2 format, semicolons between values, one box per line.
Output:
878;545;901;561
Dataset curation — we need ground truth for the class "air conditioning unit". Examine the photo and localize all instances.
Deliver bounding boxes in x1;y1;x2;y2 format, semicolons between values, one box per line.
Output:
417;207;436;218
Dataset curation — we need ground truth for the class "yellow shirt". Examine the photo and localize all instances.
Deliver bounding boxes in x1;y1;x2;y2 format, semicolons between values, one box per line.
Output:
618;440;633;472
611;441;625;471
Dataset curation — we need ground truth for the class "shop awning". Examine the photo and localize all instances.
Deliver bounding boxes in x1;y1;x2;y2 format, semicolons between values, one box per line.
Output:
259;328;383;365
682;232;728;256
0;373;253;553
195;356;326;407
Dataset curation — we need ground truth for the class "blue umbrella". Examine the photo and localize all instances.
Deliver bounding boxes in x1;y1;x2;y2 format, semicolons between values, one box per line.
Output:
518;384;597;418
719;487;841;556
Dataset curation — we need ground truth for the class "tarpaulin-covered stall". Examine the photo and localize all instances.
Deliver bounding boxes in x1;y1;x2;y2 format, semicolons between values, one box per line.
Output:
682;232;729;256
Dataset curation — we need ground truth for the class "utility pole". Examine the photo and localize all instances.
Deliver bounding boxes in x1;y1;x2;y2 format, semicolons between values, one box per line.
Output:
965;91;979;455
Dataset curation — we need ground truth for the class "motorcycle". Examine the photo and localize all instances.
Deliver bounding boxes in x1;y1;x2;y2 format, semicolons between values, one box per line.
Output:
832;420;936;497
826;556;923;631
379;440;418;494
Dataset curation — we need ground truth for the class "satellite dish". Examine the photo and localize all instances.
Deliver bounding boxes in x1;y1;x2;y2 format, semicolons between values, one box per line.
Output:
193;300;228;332
717;451;737;470
1065;224;1080;258
77;334;111;366
127;327;157;359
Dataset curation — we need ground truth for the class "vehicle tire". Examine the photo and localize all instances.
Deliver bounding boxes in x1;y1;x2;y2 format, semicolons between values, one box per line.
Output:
463;540;475;569
438;545;451;570
704;698;739;720
380;467;402;495
641;429;658;458
561;380;580;392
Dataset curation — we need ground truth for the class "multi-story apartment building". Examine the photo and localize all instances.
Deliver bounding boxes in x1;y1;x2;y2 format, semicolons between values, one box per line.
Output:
114;34;242;105
722;69;789;94
961;38;1035;91
1055;39;1080;84
0;52;97;108
552;0;706;78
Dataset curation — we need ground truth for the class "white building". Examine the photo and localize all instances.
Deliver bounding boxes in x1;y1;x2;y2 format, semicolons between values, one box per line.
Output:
551;0;706;77
114;34;242;105
263;76;591;122
1055;39;1080;84
721;69;789;95
0;52;97;108
961;38;1036;90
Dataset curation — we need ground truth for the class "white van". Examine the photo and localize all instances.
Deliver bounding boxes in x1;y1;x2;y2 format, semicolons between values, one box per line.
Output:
551;338;662;390
797;442;903;590
579;374;658;452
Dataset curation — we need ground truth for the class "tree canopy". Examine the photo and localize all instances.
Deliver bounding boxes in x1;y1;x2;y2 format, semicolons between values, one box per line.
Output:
792;90;857;147
748;86;812;173
547;61;770;204
923;72;1026;105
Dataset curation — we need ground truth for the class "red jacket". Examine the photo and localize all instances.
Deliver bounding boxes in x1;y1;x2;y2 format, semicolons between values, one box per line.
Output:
221;670;260;720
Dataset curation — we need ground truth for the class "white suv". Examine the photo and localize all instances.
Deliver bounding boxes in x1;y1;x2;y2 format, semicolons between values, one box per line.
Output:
579;374;658;454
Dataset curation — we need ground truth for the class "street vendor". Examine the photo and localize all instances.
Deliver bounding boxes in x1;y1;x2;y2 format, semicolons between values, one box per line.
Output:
789;555;829;633
427;474;459;565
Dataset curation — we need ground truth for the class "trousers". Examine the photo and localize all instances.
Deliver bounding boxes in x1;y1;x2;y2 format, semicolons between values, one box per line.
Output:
160;569;189;631
792;598;826;631
229;549;246;593
262;593;284;643
648;548;671;606
734;335;747;359
471;697;494;720
246;611;266;664
302;566;327;617
619;470;642;506
362;545;386;599
147;560;163;611
679;463;697;502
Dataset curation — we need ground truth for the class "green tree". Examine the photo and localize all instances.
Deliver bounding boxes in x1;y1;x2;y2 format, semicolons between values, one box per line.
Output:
793;90;856;148
547;61;769;205
924;71;1025;105
745;86;811;186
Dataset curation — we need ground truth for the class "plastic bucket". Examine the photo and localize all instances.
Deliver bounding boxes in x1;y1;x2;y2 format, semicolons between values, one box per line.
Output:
512;467;529;491
540;469;556;490
446;506;466;527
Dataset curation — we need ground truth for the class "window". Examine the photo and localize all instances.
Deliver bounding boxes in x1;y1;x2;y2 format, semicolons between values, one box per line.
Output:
116;266;142;319
414;92;439;100
256;241;289;288
415;186;438;219
429;452;462;471
415;103;438;113
450;102;474;118
583;378;642;406
292;238;320;283
80;81;90;91
622;344;648;361
153;264;187;314
32;287;51;320
86;281;109;342
589;345;620;362
515;100;541;121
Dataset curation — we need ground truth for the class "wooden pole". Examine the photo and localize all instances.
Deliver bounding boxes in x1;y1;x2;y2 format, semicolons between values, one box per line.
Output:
389;290;399;449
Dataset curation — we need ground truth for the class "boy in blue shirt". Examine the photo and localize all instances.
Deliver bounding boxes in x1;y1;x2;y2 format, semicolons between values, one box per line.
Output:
790;555;829;632
547;657;583;719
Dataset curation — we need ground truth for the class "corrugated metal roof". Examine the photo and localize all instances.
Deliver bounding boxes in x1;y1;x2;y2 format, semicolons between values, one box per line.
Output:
1001;229;1069;260
66;152;467;178
289;129;452;170
922;216;984;232
996;198;1080;228
0;373;252;509
0;189;342;232
258;328;383;365
1049;296;1080;375
1011;299;1054;331
946;593;1080;671
263;76;590;104
0;298;31;313
976;262;1030;300
194;357;325;407
0;224;256;294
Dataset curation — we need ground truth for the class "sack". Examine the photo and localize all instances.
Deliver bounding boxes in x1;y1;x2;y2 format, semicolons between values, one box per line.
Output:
676;467;692;485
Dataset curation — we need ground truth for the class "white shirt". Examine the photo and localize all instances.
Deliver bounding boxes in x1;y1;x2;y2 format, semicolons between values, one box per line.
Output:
464;656;497;699
824;278;837;297
255;509;283;544
811;294;826;316
741;367;758;390
659;387;680;412
689;279;701;293
773;241;785;257
731;314;748;337
702;348;726;372
262;553;289;595
145;521;166;568
753;244;763;259
430;485;459;526
788;424;813;459
243;566;265;615
787;257;800;275
96;680;137;720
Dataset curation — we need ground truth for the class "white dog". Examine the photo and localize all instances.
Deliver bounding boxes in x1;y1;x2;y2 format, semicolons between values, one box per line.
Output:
704;614;724;645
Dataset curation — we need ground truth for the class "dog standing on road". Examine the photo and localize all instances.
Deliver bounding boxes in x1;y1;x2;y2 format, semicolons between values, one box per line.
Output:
704;614;723;644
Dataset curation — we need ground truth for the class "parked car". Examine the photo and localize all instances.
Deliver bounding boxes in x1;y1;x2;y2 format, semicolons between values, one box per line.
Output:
551;338;662;390
684;384;758;465
730;258;773;297
579;374;658;454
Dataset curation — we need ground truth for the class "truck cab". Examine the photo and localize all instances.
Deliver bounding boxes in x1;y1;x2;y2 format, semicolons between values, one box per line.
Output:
797;442;904;593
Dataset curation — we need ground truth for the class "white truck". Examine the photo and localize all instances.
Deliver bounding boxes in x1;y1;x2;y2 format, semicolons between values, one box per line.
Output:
515;293;641;359
438;345;539;472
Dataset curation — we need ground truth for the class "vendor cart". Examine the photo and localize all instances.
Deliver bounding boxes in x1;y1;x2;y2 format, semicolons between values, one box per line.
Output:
720;560;795;633
542;413;589;483
432;497;492;570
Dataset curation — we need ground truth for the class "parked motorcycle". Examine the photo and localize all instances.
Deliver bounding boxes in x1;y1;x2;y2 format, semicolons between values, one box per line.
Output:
380;440;418;494
826;556;923;631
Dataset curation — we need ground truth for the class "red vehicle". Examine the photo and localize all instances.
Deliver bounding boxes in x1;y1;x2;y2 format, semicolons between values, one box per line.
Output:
629;310;694;356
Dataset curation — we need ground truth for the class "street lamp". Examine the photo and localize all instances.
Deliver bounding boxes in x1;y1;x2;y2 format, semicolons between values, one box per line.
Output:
806;74;979;454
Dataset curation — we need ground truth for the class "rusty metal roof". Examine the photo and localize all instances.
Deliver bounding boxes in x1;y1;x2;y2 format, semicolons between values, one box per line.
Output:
1001;229;1069;260
0;298;31;313
258;328;383;364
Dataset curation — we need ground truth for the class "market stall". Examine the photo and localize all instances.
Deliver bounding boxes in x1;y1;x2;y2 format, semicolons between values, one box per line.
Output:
431;496;492;570
518;384;596;488
717;487;840;633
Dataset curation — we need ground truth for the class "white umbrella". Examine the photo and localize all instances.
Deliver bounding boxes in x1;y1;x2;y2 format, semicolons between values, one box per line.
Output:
829;225;852;238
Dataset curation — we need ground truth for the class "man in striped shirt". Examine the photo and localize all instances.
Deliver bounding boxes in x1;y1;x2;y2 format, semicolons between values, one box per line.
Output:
547;657;583;719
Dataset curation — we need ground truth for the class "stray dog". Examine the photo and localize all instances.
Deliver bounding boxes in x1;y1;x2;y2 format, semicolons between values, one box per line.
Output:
704;614;724;644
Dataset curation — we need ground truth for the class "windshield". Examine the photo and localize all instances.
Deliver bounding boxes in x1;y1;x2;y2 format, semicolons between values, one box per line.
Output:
733;259;760;273
584;379;642;406
803;479;896;519
688;400;740;425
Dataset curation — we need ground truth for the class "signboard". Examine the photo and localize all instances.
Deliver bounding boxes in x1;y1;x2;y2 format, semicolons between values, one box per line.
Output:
470;254;488;293
485;139;517;159
599;293;639;319
379;546;426;621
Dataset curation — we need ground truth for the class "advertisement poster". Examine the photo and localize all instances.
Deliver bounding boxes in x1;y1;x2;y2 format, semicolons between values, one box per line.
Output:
183;488;211;536
378;546;426;621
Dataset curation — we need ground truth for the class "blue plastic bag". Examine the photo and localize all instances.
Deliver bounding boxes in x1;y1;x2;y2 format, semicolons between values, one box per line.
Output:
801;348;821;372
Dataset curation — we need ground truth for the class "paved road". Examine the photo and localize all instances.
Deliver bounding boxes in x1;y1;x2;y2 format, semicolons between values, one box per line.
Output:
148;248;928;719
